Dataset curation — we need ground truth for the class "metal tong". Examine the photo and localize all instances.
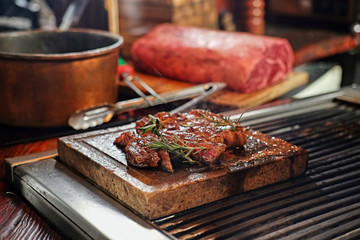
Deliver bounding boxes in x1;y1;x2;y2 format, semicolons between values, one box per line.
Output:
68;74;226;130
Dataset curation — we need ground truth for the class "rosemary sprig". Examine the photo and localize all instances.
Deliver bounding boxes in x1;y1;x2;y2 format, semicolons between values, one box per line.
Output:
197;109;250;131
138;114;164;136
234;107;251;122
147;134;205;164
198;110;238;131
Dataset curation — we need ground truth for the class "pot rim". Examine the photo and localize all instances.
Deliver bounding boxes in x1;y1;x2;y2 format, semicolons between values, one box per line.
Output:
0;28;123;61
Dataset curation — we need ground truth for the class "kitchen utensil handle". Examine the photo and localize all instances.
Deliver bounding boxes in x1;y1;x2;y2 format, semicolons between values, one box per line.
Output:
114;82;226;113
170;83;226;114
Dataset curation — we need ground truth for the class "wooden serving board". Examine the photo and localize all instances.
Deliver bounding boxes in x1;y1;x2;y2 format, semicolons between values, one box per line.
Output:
58;125;307;220
119;71;308;108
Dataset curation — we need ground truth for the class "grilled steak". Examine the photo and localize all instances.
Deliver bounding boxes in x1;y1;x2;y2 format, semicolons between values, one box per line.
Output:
131;23;294;93
114;109;247;172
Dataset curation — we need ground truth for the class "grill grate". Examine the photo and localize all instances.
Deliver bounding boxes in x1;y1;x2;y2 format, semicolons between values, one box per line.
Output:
152;100;360;240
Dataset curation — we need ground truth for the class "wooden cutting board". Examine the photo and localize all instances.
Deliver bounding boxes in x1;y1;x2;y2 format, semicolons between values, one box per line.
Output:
58;124;307;219
119;71;309;108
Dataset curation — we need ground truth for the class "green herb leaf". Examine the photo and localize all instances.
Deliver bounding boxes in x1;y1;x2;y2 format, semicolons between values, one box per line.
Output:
138;114;164;136
197;110;239;131
147;134;205;164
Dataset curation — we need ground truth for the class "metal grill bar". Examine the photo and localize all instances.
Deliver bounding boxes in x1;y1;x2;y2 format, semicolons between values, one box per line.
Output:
252;104;358;135
284;118;360;145
251;107;348;134
268;111;360;139
254;203;360;240
152;99;360;240
155;148;360;239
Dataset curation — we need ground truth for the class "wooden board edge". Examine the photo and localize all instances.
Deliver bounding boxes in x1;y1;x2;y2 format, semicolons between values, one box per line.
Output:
118;71;309;109
210;71;309;108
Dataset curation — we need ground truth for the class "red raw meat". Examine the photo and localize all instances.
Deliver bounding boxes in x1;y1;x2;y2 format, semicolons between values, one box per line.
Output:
131;23;294;93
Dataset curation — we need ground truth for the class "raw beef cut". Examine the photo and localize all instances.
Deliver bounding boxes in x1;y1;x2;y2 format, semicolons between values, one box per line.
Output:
131;23;294;93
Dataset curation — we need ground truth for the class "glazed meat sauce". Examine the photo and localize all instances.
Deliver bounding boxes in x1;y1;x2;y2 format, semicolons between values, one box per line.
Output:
114;109;247;172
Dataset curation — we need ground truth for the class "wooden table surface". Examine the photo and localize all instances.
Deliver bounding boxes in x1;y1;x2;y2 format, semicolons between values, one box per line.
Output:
0;138;63;239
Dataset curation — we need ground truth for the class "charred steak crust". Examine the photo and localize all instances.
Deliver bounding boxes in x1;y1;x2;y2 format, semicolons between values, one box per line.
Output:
114;109;247;172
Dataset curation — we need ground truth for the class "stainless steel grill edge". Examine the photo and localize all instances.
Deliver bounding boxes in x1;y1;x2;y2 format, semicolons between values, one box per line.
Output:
5;85;360;240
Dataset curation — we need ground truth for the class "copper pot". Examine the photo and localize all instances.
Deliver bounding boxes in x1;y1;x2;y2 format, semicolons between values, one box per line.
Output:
0;29;123;127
